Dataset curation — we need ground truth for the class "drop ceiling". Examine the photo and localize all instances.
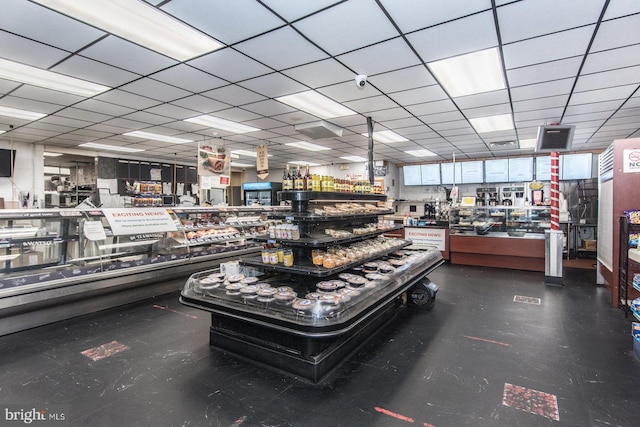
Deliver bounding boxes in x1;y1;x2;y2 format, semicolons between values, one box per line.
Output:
1;0;639;170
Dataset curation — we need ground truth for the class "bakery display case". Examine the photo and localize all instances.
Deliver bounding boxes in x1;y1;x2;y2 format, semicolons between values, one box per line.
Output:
180;191;444;382
0;206;287;336
449;205;551;236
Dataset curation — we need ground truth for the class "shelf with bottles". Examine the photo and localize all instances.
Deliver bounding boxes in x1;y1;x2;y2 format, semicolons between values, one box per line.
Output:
281;163;383;195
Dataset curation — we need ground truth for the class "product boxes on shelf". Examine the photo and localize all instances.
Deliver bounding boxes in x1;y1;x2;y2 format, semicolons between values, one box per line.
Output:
582;239;597;250
633;322;640;360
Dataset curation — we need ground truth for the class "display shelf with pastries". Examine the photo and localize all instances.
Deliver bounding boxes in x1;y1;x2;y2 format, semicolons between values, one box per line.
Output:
0;206;289;337
180;190;444;382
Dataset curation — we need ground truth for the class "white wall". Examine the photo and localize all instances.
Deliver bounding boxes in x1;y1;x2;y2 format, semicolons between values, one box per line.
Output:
0;140;44;208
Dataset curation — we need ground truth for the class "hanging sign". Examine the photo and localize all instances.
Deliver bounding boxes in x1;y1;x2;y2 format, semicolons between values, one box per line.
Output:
256;144;269;180
198;143;230;187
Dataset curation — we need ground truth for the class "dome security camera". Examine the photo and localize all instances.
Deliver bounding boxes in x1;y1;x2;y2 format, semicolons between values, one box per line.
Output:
355;75;367;88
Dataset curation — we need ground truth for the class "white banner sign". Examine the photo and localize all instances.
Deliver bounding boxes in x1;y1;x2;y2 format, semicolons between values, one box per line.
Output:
404;227;446;251
102;208;177;236
256;144;269;180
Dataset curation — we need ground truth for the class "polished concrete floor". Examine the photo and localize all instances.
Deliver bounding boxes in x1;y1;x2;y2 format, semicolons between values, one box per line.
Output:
1;264;639;427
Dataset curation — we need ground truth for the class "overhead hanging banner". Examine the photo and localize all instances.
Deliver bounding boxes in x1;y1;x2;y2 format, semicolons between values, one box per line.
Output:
256;144;269;180
198;143;230;188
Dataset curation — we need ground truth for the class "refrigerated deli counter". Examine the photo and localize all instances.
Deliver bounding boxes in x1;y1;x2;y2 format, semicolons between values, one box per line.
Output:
0;206;287;336
180;191;444;382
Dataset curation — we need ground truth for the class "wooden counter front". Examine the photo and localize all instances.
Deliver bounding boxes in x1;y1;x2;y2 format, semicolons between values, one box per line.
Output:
449;234;545;272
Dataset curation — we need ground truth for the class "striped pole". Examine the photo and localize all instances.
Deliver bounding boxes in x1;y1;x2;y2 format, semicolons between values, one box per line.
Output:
550;151;560;231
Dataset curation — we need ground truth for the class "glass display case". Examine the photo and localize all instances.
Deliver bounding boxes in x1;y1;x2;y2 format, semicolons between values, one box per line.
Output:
449;205;551;237
180;191;444;382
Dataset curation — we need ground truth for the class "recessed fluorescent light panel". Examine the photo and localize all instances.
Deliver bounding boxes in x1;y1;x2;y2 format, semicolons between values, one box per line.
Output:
32;0;223;61
469;114;514;133
405;149;436;157
79;142;144;153
231;150;272;158
43;152;63;157
285;141;331;152
340;155;367;162
184;115;260;134
287;161;320;166
123;130;193;144
276;91;356;119
362;130;408;143
230;162;255;168
518;138;537;149
0;58;110;97
428;47;506;97
0;105;47;121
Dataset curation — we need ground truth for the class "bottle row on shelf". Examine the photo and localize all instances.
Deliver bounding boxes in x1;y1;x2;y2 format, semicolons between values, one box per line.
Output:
282;164;383;194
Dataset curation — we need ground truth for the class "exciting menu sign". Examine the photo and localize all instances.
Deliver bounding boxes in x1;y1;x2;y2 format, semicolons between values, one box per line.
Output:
102;208;177;236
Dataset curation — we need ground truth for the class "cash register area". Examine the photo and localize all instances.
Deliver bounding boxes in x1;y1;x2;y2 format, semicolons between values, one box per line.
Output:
0;262;637;427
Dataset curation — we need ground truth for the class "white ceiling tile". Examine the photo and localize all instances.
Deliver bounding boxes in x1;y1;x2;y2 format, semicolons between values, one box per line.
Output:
368;107;416;122
119;79;191;103
454;90;510;110
406;99;458;116
145;104;201;121
235;26;327;70
10;85;84;106
54;108;111;124
94;89;162;110
282;59;352;88
188;49;272;82
317;81;382;103
344;95;399;114
38;115;92;129
51;56;137;88
506;57;582;86
294;0;399;55
377;117;423;129
207;107;261;123
150;65;227;93
514;108;565;123
370;66;437;94
503;25;595;69
0;31;69;70
170;95;230;114
73;99;136;117
201;85;266;107
582;44;640;74
381;0;491;33
121;111;173;126
337;38;420;76
511;79;574;102
162;0;283;45
80;37;177;75
570;84;638;105
430;121;475;132
513;95;570;113
261;0;341;22
408;11;498;63
242;100;296;117
575;66;640;92
498;0;602;44
388;85;448;106
421;110;466;124
603;0;640;19
0;95;64;115
591;14;640;52
0;79;20;96
238;73;308;98
101;117;153;131
270;111;321;125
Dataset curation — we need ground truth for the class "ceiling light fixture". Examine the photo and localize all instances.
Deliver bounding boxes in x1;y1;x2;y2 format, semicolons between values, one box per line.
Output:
123;130;193;144
469;114;514;133
287;161;320;166
0;58;110;97
79;142;144;153
32;0;223;61
405;149;437;157
428;47;506;97
184;115;260;134
518;138;537;149
285;141;331;152
362;130;408;143
340;155;367;163
276;91;356;119
0;105;47;121
231;149;272;158
230;162;255;168
43;152;63;157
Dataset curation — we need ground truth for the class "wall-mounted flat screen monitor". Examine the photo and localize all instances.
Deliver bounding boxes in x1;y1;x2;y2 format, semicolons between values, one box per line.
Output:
420;164;440;185
440;162;462;185
508;157;533;182
461;161;484;184
403;165;422;186
535;156;551;181
484;158;509;183
535;124;575;152
561;153;593;180
0;149;17;177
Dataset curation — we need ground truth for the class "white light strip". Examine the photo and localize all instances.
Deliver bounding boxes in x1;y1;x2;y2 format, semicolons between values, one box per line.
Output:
276;91;356;119
427;47;506;97
362;130;408;143
184;115;260;134
340;155;367;162
230;162;255;168
32;0;223;61
287;161;320;166
285;141;331;152
79;142;144;153
0;58;110;97
231;149;272;158
124;130;193;144
43;152;63;157
469;114;514;133
0;105;47;121
44;166;71;175
518;138;537;149
405;149;436;157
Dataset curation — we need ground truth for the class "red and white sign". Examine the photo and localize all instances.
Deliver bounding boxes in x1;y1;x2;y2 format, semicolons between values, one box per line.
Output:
404;227;446;251
623;149;640;173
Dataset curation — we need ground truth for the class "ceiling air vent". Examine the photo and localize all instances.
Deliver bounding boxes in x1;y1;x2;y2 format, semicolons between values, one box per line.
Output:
489;140;516;147
294;121;343;139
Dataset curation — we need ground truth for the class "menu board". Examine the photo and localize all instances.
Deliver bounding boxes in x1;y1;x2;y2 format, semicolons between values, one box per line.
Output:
461;161;484;183
508;157;533;182
420;164;441;185
561;153;592;180
484;159;509;183
440;162;462;185
403;165;422;186
535;156;551;181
